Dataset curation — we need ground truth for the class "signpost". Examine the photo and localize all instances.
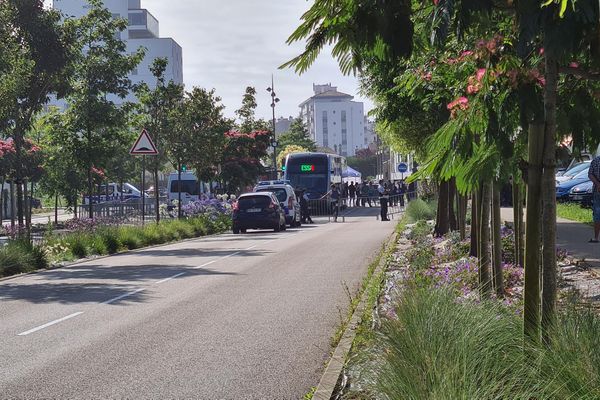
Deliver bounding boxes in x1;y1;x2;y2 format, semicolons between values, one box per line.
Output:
397;162;408;180
130;129;158;225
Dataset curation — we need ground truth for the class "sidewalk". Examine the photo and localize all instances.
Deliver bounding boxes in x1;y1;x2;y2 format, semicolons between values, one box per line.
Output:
500;207;600;266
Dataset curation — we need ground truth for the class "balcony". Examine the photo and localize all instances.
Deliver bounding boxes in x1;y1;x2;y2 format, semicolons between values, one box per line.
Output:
128;9;159;39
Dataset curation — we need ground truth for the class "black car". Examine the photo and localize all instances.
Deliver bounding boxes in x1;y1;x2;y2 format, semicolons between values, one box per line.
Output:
232;192;287;234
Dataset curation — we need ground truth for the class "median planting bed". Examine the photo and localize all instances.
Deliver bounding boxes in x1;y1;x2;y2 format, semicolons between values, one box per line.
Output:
0;199;233;279
335;219;600;399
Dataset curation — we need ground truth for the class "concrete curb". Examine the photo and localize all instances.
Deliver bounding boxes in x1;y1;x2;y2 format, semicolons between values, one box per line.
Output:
0;229;230;283
312;230;398;400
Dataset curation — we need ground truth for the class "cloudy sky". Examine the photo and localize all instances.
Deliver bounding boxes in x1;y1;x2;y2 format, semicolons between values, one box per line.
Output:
133;0;373;120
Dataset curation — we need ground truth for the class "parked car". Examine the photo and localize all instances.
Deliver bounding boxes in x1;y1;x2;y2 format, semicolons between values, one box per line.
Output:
232;192;287;234
254;180;301;227
569;180;594;207
555;160;591;184
556;168;591;201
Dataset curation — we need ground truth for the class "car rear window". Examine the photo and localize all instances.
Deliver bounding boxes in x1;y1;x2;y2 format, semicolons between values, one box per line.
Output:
257;188;287;202
238;196;271;209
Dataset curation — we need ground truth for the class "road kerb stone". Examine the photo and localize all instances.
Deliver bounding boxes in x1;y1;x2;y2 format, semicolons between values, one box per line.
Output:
312;230;398;400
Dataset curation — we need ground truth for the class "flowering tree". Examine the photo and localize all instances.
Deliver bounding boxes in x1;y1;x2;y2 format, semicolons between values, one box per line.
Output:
220;130;270;192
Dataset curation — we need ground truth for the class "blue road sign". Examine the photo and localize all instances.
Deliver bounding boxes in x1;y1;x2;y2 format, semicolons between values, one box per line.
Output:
397;162;408;173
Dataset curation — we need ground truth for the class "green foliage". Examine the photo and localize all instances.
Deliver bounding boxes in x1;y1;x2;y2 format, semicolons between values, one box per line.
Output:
556;202;593;225
372;287;600;399
66;235;89;259
405;199;436;223
375;288;539;399
276;118;316;153
0;240;48;277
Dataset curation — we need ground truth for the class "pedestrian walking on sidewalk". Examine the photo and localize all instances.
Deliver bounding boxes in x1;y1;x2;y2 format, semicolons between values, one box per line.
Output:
588;155;600;242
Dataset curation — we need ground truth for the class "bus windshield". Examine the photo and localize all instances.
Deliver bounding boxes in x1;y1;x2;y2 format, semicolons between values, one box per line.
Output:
285;155;329;194
170;180;199;195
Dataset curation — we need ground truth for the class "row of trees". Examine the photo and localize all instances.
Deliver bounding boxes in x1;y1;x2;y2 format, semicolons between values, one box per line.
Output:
285;0;600;343
0;0;272;229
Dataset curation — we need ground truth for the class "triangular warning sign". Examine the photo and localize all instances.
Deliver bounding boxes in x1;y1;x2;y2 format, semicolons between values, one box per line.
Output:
130;129;158;155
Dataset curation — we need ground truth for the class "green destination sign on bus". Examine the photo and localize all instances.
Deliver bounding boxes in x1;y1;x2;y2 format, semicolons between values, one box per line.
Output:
300;164;315;172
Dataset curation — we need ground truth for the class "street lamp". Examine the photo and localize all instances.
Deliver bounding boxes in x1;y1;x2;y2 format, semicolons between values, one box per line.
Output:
267;75;280;180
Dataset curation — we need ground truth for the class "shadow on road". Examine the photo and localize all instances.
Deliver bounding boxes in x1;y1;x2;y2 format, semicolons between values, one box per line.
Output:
0;266;239;305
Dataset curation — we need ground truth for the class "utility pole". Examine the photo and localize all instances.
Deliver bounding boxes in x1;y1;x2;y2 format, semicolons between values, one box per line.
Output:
267;75;280;180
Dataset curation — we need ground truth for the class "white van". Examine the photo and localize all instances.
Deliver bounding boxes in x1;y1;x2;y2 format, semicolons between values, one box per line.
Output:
167;172;210;205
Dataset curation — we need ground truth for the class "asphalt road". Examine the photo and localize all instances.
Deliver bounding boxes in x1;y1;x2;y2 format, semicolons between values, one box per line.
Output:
0;207;394;399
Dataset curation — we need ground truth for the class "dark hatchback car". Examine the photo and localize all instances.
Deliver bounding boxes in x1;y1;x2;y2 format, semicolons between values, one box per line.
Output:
232;192;287;234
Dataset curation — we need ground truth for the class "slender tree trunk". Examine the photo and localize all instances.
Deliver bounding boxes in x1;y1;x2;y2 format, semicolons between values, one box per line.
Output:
479;180;493;298
524;122;545;343
0;176;5;223
470;190;479;257
449;178;458;231
512;178;521;267
24;180;30;239
459;193;467;240
154;168;160;224
177;163;182;219
88;166;93;220
54;194;58;225
492;181;504;298
10;180;15;228
541;57;558;344
518;182;525;269
435;180;450;236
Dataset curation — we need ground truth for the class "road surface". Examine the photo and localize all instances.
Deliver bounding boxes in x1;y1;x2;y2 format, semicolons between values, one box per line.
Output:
0;207;394;399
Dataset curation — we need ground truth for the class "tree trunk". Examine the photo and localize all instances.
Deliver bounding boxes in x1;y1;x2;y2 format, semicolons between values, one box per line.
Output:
0;176;5;223
470;190;479;257
177;164;182;219
541;57;558;344
458;193;467;240
512;178;521;267
492;180;504;298
10;181;15;228
24;180;30;239
54;194;58;225
154;168;160;224
479;180;493;298
524;122;545;343
87;166;93;219
449;178;458;231
435;180;450;237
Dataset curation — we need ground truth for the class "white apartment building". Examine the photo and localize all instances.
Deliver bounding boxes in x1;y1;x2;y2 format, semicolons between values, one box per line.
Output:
52;0;183;103
299;84;365;157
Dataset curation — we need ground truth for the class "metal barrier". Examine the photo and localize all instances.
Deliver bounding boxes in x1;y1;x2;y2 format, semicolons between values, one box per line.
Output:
304;199;344;222
337;191;419;221
77;201;157;225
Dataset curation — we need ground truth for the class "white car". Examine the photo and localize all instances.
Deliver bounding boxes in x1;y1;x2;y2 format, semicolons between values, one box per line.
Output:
254;180;301;227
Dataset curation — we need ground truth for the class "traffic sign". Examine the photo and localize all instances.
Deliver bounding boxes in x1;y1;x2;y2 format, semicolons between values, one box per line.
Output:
397;162;408;173
130;129;158;155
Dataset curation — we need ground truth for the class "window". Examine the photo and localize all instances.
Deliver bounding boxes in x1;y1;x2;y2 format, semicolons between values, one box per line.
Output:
322;111;328;147
128;12;146;25
341;111;347;146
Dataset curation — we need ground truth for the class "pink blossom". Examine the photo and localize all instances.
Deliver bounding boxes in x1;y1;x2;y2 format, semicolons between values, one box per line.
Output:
476;68;486;81
569;62;579;68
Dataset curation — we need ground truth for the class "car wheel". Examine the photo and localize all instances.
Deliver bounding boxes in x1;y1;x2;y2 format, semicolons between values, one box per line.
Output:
233;228;240;234
274;223;281;232
241;229;247;233
281;221;287;231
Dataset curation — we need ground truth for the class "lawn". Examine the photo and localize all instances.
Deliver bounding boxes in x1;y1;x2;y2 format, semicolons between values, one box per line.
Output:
556;202;593;225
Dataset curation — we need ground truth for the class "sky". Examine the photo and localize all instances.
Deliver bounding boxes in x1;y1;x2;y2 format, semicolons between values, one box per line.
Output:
45;0;373;120
138;0;373;120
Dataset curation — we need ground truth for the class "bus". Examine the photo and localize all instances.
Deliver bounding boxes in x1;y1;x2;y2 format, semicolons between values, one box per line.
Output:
283;152;346;199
